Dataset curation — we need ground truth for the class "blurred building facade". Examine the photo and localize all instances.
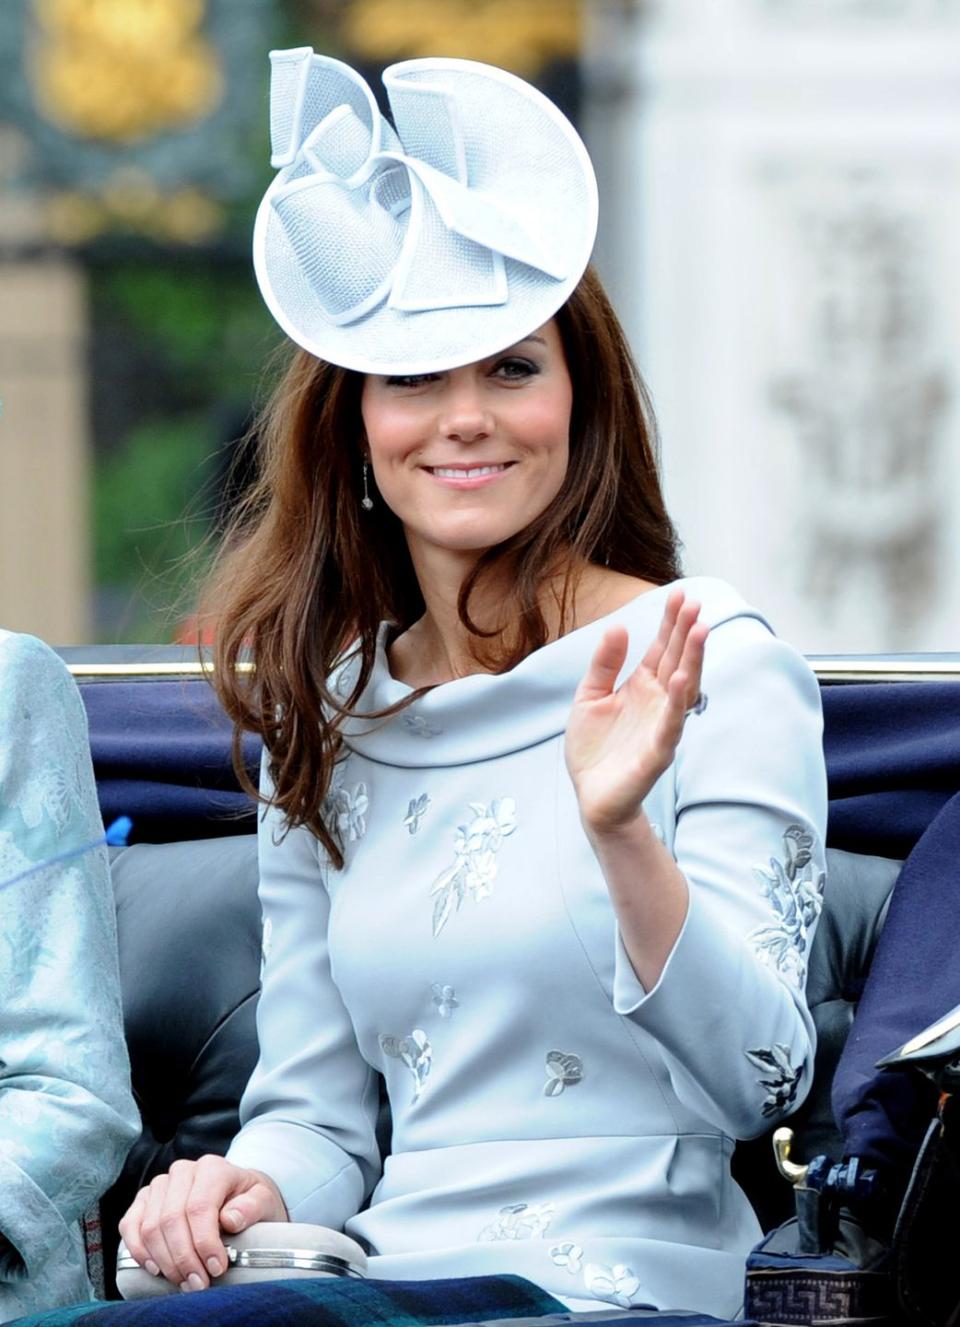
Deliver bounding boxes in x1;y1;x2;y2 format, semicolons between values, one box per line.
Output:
584;0;960;651
0;0;273;642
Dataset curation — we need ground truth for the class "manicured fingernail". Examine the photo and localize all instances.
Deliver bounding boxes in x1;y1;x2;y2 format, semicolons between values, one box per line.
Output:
144;1260;160;1277
224;1208;242;1228
187;1273;205;1292
179;1282;190;1294
206;1258;222;1278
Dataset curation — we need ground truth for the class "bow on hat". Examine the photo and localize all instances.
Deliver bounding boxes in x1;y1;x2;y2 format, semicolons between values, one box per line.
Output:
262;48;577;328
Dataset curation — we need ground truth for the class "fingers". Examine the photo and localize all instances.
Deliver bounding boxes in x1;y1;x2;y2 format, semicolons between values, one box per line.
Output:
134;1173;181;1287
184;1157;236;1281
655;619;710;743
575;625;629;702
118;1187;159;1278
647;668;691;761
118;1157;262;1292
577;595;708;711
641;589;684;674
153;1160;211;1290
677;620;709;703
664;620;709;716
219;1185;272;1234
657;597;702;687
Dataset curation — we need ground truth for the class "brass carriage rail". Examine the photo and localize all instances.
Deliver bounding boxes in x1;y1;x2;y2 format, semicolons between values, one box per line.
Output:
60;655;960;684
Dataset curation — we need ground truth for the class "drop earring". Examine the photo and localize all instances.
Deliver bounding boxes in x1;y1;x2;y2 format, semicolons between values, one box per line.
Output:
361;460;374;511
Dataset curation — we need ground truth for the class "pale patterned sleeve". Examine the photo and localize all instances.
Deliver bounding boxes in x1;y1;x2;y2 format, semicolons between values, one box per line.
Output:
613;614;828;1140
0;632;140;1281
225;753;382;1226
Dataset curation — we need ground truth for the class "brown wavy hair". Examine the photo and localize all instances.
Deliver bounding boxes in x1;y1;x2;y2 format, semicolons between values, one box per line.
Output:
203;266;682;867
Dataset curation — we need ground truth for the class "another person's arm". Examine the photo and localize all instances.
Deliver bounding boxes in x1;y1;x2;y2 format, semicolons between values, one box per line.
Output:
0;632;139;1283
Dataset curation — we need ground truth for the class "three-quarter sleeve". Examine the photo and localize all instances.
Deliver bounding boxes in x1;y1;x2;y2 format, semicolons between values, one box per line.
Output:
613;614;828;1140
226;755;382;1226
0;633;140;1282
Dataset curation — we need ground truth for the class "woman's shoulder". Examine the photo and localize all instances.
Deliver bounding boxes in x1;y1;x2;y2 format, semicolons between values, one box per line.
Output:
0;629;83;726
0;628;73;687
613;575;814;690
599;573;775;640
656;575;773;631
668;579;819;714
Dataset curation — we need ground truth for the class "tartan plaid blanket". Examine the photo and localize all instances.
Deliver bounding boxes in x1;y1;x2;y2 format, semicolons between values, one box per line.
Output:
7;1276;747;1327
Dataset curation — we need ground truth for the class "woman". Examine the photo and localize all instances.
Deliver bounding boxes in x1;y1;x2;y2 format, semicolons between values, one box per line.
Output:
0;630;139;1320
119;51;827;1319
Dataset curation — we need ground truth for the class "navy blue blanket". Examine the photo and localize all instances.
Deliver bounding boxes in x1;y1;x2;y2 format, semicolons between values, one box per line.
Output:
8;1276;557;1327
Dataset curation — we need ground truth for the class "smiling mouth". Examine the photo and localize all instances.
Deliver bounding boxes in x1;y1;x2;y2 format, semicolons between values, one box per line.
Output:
425;463;515;479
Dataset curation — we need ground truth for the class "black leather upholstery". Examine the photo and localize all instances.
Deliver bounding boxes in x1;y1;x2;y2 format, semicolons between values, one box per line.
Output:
100;837;263;1289
99;834;902;1285
797;849;902;1156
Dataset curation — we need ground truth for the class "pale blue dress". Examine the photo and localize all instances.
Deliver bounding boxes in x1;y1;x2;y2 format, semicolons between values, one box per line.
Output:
227;577;828;1319
0;631;139;1321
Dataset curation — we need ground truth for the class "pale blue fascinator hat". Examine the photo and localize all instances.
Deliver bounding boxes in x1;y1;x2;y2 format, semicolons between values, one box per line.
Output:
253;48;599;375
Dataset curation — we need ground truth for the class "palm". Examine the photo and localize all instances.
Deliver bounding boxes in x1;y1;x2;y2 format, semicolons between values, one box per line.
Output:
565;591;707;832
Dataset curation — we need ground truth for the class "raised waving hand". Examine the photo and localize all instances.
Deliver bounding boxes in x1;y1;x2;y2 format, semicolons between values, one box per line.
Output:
565;590;708;833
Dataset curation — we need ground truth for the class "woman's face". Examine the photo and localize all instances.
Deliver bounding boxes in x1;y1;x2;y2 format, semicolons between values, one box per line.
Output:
360;319;573;560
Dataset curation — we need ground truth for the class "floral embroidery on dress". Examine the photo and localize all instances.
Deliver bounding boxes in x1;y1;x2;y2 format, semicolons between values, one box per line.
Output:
544;1050;583;1097
431;983;459;1018
478;1202;554;1241
550;1242;583;1274
403;712;442;738
323;773;369;844
745;1043;803;1117
583;1261;642;1308
404;794;431;835
782;825;815;880
379;1029;432;1103
430;797;517;937
748;824;824;986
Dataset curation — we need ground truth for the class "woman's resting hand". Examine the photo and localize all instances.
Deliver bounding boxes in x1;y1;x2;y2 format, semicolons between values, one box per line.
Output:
118;1155;288;1292
565;589;708;834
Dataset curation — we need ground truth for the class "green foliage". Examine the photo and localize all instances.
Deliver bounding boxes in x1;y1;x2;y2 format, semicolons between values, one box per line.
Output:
90;260;278;642
95;263;276;401
93;414;220;643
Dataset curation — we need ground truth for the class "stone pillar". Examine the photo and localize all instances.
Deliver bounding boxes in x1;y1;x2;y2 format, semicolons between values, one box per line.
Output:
583;0;960;652
0;257;92;643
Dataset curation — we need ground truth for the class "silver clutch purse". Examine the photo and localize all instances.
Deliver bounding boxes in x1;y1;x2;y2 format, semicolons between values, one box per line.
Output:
116;1222;367;1299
